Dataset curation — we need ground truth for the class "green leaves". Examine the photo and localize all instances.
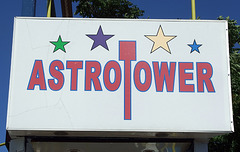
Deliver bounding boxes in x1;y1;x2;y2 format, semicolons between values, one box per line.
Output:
218;16;240;53
72;0;144;18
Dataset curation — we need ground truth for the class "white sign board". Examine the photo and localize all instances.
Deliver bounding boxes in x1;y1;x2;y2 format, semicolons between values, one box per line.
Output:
7;17;233;136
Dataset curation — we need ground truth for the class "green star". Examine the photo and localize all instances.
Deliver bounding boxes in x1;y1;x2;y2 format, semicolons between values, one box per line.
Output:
50;35;70;53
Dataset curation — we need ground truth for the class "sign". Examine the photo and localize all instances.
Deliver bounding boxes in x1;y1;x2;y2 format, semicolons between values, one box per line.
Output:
7;17;233;136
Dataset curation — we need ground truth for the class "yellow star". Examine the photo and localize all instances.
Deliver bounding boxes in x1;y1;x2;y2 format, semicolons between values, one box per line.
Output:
145;25;176;54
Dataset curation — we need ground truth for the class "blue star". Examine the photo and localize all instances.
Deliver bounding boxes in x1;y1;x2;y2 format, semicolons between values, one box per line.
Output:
86;26;114;51
188;39;202;53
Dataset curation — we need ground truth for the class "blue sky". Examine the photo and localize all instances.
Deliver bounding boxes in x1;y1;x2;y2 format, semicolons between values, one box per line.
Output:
0;0;240;151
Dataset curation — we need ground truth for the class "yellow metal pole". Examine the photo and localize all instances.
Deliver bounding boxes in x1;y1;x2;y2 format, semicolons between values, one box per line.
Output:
191;0;196;20
47;0;56;17
0;142;5;147
47;0;52;17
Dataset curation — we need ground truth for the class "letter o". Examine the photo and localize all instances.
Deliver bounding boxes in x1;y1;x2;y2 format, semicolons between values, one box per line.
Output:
103;61;121;91
134;61;152;92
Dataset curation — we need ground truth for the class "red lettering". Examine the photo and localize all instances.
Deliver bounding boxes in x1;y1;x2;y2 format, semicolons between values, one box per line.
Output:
103;61;121;91
66;61;83;91
48;60;64;91
197;62;215;92
119;41;136;120
27;60;46;90
85;61;102;91
153;62;176;92
179;62;194;92
134;61;152;91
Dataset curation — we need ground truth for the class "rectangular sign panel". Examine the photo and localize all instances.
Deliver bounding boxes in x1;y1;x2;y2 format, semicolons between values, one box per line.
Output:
7;17;233;136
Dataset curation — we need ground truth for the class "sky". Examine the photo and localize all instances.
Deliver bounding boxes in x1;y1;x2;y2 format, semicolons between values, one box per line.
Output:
0;0;240;151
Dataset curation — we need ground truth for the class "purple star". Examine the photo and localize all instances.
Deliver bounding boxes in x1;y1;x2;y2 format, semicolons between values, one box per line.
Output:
86;26;114;51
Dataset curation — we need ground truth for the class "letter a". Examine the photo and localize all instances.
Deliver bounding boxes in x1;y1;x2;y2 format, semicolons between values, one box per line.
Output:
27;60;47;90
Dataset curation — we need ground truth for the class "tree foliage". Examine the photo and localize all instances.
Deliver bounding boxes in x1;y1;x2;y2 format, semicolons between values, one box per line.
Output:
72;0;144;18
209;16;240;152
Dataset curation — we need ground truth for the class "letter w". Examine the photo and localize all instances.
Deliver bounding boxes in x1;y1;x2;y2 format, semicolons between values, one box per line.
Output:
153;62;176;92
